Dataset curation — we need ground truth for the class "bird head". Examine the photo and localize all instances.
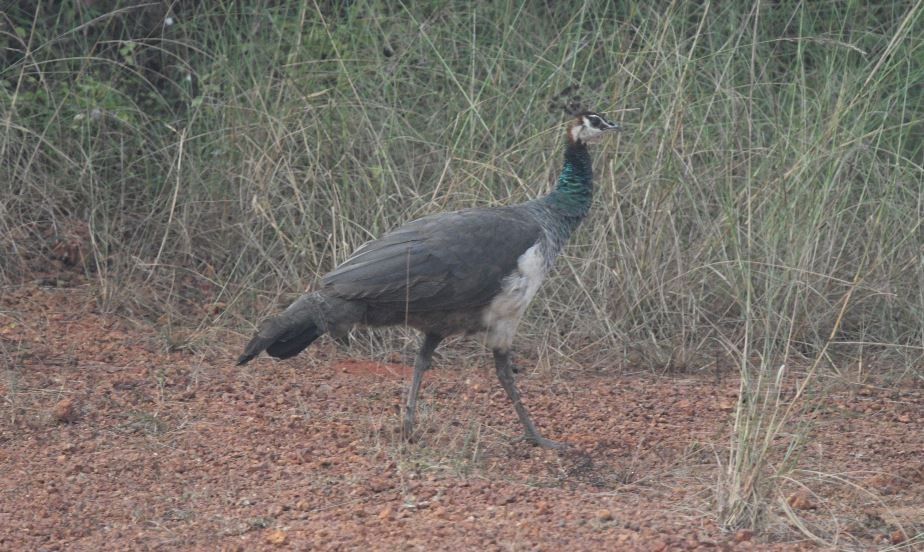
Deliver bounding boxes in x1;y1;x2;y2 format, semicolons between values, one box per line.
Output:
568;111;621;144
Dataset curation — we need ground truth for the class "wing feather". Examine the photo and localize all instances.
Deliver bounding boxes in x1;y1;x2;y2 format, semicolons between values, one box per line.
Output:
322;207;543;312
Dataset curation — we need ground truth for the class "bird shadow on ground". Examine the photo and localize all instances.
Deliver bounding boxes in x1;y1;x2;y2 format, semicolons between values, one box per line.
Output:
537;442;644;490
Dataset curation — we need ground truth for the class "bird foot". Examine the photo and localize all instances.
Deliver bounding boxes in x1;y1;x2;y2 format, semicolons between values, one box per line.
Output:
522;434;567;450
400;420;417;443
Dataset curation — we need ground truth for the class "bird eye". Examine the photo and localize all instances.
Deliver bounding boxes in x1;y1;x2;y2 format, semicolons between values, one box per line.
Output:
588;115;602;127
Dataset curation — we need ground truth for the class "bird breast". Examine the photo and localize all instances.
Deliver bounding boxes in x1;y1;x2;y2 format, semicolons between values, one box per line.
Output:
481;243;548;350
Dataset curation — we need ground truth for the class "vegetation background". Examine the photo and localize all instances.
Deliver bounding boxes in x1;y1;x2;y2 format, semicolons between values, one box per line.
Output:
2;0;922;533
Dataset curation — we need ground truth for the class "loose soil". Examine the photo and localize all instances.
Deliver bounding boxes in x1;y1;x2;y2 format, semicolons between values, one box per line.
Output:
1;283;922;551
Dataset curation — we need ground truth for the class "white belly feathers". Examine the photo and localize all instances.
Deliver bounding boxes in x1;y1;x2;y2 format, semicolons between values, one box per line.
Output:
481;243;547;350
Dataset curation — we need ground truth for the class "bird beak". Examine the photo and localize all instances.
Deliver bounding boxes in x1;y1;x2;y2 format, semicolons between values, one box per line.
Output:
604;121;621;132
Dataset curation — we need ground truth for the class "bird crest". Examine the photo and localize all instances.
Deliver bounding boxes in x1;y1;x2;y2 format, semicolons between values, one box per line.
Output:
548;84;586;117
549;85;620;144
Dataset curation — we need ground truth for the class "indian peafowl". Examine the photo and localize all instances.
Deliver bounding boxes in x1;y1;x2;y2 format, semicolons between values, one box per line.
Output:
238;110;620;448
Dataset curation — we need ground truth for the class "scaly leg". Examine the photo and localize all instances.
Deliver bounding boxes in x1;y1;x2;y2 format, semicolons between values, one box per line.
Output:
402;333;442;440
493;349;564;449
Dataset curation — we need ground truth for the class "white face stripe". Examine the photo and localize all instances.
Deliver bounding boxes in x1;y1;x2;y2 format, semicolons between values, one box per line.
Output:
587;114;611;129
571;113;617;142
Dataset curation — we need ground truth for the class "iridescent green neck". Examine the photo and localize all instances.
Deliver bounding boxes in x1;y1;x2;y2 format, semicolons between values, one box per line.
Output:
544;140;593;218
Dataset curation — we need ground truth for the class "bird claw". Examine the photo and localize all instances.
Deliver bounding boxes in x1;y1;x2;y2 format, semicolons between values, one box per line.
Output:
400;420;417;443
522;434;567;450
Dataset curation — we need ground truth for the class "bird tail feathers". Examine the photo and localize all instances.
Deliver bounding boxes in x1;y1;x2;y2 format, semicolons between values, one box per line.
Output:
236;293;328;365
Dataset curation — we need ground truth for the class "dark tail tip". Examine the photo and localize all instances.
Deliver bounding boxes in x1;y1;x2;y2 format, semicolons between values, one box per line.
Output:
236;332;272;366
236;323;322;366
237;293;329;366
265;325;322;359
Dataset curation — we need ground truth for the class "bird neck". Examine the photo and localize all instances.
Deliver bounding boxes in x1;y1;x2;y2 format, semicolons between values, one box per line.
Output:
545;139;593;218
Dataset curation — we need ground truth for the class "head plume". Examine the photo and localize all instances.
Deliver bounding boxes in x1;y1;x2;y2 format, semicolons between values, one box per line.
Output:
549;85;620;144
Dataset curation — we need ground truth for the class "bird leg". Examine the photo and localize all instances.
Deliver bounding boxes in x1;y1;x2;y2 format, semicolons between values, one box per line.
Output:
402;333;442;441
492;349;564;449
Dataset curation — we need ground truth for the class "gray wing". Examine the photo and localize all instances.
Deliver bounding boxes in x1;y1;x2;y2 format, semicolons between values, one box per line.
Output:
322;206;543;312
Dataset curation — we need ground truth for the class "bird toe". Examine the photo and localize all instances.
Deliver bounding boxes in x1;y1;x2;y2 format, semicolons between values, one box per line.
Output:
521;434;567;450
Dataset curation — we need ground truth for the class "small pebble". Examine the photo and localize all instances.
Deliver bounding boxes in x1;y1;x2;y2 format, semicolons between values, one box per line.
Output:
734;529;754;542
264;528;286;545
52;398;78;423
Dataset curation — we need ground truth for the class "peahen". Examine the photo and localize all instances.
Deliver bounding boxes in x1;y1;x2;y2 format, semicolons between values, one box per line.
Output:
238;110;620;448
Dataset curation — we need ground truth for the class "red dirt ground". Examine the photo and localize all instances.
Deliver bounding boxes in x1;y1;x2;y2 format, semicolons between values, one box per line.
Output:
1;283;922;551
